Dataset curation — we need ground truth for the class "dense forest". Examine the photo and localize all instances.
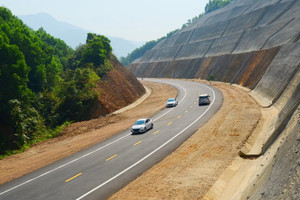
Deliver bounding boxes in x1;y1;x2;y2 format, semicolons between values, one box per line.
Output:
120;0;234;66
0;7;113;156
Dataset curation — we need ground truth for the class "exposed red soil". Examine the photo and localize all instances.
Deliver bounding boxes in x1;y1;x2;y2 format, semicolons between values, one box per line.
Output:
89;56;145;118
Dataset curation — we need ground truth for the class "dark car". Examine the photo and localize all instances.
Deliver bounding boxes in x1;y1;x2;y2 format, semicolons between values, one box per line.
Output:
198;94;210;105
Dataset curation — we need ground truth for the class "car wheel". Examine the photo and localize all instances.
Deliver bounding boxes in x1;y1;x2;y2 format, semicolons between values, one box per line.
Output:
144;127;147;132
151;123;153;129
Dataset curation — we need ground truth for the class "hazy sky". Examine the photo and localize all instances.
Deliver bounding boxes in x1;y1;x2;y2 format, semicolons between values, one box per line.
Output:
0;0;209;42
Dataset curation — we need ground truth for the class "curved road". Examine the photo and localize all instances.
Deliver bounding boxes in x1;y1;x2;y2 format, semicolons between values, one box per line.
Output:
0;78;222;200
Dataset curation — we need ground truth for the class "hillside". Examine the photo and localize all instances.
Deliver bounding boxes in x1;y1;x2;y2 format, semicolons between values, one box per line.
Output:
91;55;145;118
127;0;300;199
0;7;145;157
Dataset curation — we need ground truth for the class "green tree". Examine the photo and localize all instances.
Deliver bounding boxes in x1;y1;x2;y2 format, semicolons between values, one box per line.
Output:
205;0;234;13
0;7;74;154
120;29;178;66
69;33;113;77
0;7;117;155
56;68;100;122
0;43;31;107
8;99;40;148
45;56;63;90
79;33;112;67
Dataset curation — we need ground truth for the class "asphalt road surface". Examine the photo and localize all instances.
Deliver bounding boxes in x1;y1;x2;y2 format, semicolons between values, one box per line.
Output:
0;78;223;200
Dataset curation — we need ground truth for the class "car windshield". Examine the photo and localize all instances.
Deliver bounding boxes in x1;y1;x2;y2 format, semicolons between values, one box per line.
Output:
167;99;175;102
134;120;145;125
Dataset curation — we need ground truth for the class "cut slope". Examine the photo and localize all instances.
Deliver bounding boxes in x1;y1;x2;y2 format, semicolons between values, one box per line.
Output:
90;56;145;118
127;0;300;198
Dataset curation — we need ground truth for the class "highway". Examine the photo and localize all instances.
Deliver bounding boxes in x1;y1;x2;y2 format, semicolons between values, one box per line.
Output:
0;78;223;200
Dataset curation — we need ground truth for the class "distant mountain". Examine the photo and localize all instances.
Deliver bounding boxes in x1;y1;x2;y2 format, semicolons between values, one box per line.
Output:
18;13;144;58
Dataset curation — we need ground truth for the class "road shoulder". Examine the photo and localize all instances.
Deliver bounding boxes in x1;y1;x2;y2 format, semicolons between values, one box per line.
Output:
109;81;261;200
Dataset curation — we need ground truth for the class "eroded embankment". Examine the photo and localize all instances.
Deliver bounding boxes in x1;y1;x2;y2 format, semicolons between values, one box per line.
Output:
89;56;145;118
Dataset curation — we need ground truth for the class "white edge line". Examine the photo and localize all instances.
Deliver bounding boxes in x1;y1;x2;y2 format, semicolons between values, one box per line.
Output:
0;80;187;196
76;84;216;200
0;133;130;196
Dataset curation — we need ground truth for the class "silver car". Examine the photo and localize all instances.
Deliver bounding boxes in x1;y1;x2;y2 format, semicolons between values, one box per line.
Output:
166;98;178;108
131;118;153;134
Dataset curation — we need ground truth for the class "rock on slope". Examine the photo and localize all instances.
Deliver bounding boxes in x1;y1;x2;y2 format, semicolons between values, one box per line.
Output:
127;0;300;199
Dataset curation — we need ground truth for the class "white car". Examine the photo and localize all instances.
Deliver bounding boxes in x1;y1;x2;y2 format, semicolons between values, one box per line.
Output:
166;98;178;108
131;118;153;134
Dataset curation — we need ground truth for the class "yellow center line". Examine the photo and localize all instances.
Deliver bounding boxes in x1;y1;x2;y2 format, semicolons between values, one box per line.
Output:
106;154;118;161
167;122;173;126
194;102;197;105
65;173;82;183
185;110;189;113
153;130;160;135
177;115;182;119
133;140;142;146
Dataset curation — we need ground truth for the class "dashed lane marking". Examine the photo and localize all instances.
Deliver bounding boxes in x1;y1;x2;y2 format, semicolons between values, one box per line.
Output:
153;130;160;135
133;140;142;146
105;154;118;161
65;173;82;183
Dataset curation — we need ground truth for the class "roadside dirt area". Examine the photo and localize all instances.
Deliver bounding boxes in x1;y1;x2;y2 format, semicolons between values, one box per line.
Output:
0;80;262;200
109;81;261;200
0;81;177;185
